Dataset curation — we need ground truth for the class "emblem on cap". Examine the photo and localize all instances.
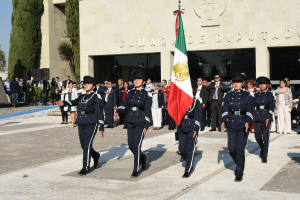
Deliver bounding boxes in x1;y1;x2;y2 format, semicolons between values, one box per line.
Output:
173;62;189;82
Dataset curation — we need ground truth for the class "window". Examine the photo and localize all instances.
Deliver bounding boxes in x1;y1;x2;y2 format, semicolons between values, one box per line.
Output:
94;53;161;84
188;49;256;81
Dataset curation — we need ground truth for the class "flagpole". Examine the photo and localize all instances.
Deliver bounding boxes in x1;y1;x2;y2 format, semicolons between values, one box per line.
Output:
178;0;181;11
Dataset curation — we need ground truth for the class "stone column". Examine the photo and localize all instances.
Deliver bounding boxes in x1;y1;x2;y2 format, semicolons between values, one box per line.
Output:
255;46;270;78
160;50;172;81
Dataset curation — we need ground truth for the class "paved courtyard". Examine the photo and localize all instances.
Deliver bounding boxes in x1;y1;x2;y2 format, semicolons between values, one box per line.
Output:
0;116;300;199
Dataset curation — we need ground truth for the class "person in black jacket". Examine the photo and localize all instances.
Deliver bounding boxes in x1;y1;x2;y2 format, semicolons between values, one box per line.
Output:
50;78;58;105
10;76;20;107
115;81;131;129
56;76;104;175
207;74;230;132
196;78;208;131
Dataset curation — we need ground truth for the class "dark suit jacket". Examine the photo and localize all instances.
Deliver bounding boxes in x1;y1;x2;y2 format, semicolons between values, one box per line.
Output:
10;80;20;94
98;88;117;108
63;80;72;87
115;85;123;105
197;85;208;105
207;82;230;104
153;90;164;108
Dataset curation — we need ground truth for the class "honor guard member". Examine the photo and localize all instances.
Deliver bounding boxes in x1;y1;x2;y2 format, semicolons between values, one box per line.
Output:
56;76;104;175
179;80;201;178
221;73;255;182
114;70;152;178
254;77;275;163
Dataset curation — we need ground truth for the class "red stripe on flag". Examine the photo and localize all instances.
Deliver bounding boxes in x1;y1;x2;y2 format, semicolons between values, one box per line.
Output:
168;82;194;126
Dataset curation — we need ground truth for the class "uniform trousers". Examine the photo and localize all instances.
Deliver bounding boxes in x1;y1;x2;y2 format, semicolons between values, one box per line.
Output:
211;100;222;129
127;122;145;172
227;128;249;175
254;122;271;158
78;123;99;170
179;131;198;173
105;106;114;126
151;108;162;127
277;95;291;134
199;104;206;129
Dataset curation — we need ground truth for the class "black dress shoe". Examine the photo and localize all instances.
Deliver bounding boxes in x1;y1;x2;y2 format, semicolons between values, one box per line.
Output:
105;126;113;128
182;172;191;178
209;128;216;131
93;153;100;169
123;126;127;129
262;157;267;163
142;155;148;170
200;127;205;131
131;170;140;178
298;132;300;134
78;168;90;175
234;175;243;182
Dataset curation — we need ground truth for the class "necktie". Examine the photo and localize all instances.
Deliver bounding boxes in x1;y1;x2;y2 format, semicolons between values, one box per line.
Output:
106;89;110;102
214;82;218;99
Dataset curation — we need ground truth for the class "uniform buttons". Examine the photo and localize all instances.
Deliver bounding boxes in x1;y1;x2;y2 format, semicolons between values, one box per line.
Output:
232;98;234;99
239;103;240;104
133;96;134;97
137;113;139;115
231;103;233;104
139;97;140;98
188;122;190;124
131;100;133;101
232;120;234;121
135;92;136;93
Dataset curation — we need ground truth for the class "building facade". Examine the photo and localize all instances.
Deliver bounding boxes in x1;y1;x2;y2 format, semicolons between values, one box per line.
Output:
78;0;300;85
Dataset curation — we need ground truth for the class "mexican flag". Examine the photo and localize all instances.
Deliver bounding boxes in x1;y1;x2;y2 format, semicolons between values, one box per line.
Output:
168;10;194;126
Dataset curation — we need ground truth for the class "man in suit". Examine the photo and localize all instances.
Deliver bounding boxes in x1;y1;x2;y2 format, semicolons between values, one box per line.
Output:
10;76;20;107
196;77;208;131
63;76;72;88
160;79;168;125
208;74;230;132
98;80;117;128
115;78;124;124
203;79;211;127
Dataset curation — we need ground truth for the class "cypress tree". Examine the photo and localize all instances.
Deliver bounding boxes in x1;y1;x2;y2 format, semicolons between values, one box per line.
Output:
65;0;80;81
8;0;43;78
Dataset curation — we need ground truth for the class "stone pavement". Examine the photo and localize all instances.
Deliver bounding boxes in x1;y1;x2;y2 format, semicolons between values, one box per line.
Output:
0;116;300;199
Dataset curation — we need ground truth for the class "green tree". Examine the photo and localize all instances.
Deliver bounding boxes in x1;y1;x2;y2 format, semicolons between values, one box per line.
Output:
65;0;80;81
58;40;76;79
0;45;6;72
8;0;43;78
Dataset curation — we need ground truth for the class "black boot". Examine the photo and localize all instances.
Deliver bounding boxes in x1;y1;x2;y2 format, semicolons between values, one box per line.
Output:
234;174;243;182
262;157;267;163
78;168;90;175
142;155;148;171
131;170;140;178
93;153;100;169
182;172;191;178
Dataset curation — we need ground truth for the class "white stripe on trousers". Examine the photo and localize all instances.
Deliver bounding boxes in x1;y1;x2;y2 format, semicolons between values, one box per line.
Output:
137;129;144;171
188;134;198;173
86;123;98;170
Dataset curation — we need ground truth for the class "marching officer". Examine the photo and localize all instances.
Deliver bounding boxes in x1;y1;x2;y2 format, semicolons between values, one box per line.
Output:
221;73;255;182
254;77;275;163
114;70;152;178
56;76;104;175
179;80;201;178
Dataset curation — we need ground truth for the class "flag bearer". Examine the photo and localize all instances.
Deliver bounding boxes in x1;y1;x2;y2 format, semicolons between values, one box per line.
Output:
56;76;104;175
179;80;201;178
254;77;275;163
221;73;255;182
114;70;152;178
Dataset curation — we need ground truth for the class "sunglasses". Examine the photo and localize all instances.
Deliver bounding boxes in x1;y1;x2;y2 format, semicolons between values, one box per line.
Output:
214;77;220;79
154;85;159;86
104;82;108;84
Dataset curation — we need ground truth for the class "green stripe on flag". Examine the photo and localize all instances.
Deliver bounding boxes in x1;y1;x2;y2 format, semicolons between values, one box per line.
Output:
175;13;187;56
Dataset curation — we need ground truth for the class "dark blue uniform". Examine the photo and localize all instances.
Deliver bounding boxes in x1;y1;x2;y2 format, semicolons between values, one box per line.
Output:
64;91;104;171
222;90;255;175
116;88;152;172
254;91;275;158
179;98;201;174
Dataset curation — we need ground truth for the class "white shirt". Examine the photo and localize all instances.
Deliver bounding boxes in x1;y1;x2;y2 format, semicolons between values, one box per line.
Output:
145;83;154;92
105;88;111;102
196;84;203;103
152;90;159;109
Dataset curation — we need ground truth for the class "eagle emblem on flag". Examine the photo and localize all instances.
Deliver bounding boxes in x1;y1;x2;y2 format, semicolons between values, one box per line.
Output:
173;61;189;82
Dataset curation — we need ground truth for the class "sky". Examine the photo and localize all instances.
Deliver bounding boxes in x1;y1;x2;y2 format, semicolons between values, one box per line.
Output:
0;0;13;70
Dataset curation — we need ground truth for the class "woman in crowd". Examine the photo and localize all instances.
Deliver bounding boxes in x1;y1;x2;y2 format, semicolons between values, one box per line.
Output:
59;85;68;124
151;83;164;130
51;78;58;105
114;70;151;178
275;79;293;134
244;80;256;133
62;81;78;127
